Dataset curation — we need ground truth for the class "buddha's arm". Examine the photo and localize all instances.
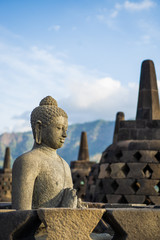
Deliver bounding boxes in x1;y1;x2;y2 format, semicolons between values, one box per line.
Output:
12;155;38;210
63;159;74;188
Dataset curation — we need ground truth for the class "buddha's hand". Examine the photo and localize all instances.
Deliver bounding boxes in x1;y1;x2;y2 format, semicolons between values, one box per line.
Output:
60;188;77;208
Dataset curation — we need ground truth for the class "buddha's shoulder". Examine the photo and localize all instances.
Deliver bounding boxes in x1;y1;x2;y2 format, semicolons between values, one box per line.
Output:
59;156;70;169
13;149;41;168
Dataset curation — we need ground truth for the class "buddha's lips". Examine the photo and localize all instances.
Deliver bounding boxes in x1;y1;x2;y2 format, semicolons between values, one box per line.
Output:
60;139;65;143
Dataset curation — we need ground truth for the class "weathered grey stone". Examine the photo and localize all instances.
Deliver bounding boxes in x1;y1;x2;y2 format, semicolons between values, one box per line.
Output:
148;163;160;179
12;96;77;210
127;163;146;178
78;131;89;161
102;152;119;163
119;151;137;163
129;129;137;140
3;147;11;169
136;179;159;195
115;179;135;195
71;161;94;169
95;179;117;195
94;193;108;202
104;208;160;240
0;147;12;202
128;140;149;150
136;120;146;128
0;209;41;240
139;150;158;163
149;196;160;204
110;163;126;178
70;131;96;200
136;60;160;120
119;121;136;129
85;60;160;205
106;195;122;203
113;112;125;144
124;195;145;204
117;129;130;141
137;129;154;140
37;208;105;240
98;164;111;178
146;120;160;128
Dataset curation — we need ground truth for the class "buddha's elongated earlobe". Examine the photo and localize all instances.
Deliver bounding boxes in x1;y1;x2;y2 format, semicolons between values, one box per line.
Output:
35;120;42;144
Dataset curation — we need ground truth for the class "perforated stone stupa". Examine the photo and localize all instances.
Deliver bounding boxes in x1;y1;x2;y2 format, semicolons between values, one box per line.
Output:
70;132;96;200
0;147;12;202
86;60;160;204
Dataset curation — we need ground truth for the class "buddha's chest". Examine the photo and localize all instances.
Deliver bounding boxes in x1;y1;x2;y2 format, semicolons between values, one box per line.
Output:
36;158;66;191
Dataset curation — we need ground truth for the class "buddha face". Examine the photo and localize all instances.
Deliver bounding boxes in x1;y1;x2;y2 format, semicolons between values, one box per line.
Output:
41;116;68;149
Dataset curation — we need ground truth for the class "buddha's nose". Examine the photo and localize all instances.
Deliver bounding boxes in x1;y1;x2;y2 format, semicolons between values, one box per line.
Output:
62;129;67;138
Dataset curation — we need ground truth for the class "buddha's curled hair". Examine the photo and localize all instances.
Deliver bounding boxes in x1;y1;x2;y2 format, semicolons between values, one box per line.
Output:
31;96;68;138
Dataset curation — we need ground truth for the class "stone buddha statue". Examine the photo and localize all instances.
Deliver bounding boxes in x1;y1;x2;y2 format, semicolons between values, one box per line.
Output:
12;96;77;210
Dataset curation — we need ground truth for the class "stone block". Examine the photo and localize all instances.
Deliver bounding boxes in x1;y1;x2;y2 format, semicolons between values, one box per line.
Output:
136;120;146;128
103;152;119;163
104;208;160;240
110;163;126;178
119;121;136;128
89;164;100;176
139;150;157;163
88;176;95;185
136;179;160;195
148;141;160;151
0;209;41;240
37;208;106;240
129;129;137;140
154;129;160;140
149;196;160;205
115;179;135;195
128;141;149;150
98;164;111;178
148;163;160;179
102;179;118;194
120;151;136;163
106;195;122;203
95;179;105;194
118;129;130;141
71;161;95;170
94;193;107;202
137;129;153;140
146;120;160;128
137;108;150;121
124;195;145;204
127;163;146;178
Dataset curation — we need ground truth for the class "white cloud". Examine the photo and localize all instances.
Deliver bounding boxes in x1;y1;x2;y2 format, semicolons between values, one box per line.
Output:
135;34;151;45
97;0;156;26
0;38;139;133
48;25;61;31
124;0;155;11
61;78;138;124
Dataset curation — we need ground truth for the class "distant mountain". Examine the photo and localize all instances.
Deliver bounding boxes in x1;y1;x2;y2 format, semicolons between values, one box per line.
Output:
0;120;115;166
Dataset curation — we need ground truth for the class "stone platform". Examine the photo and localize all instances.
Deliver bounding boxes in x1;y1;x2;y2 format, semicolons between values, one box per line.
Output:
0;204;160;239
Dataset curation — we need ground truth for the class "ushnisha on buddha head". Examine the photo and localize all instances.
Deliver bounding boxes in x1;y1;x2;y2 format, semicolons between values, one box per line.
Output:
31;96;68;150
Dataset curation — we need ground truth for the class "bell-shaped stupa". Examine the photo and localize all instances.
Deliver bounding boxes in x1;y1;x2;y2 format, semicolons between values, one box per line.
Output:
86;60;160;205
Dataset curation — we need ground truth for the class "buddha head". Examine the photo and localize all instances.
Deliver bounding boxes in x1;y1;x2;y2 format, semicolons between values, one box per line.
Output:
31;96;68;149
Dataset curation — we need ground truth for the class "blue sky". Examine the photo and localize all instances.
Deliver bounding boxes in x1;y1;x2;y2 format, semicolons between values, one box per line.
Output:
0;0;160;133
